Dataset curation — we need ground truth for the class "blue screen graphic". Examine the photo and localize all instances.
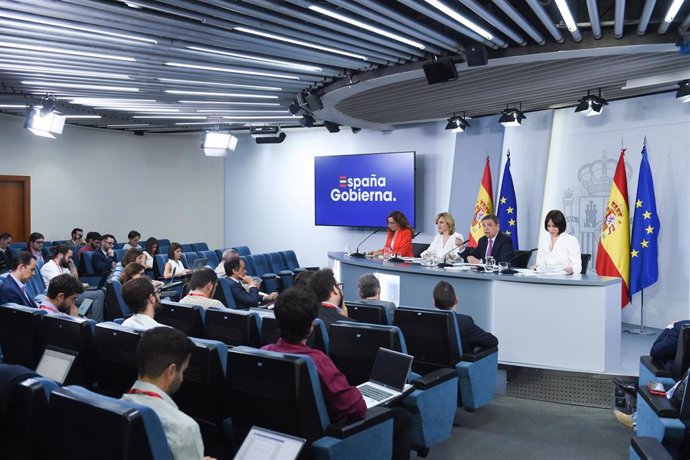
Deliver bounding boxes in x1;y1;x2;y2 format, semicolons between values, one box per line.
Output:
314;151;416;227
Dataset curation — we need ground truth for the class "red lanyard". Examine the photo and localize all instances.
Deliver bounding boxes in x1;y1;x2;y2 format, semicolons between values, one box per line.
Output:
187;293;206;297
127;388;163;399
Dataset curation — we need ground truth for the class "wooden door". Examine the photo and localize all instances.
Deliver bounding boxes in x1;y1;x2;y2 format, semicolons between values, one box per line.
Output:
0;176;30;242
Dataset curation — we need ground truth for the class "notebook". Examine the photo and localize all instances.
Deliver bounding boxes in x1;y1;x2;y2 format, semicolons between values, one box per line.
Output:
35;346;78;384
356;347;414;408
234;426;305;460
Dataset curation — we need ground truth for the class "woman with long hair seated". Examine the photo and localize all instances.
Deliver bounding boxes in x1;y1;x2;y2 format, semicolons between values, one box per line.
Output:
163;242;191;279
370;211;414;258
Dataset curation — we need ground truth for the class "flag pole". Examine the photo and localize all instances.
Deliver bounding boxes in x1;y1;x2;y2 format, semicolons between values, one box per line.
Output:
624;270;655;336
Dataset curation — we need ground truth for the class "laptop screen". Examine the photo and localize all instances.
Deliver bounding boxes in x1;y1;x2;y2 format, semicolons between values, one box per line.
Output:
192;258;208;271
78;298;93;316
234;426;305;460
369;348;413;392
35;346;78;384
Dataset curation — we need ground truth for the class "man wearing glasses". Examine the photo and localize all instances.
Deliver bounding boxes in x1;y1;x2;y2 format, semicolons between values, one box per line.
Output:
27;232;45;265
308;269;354;328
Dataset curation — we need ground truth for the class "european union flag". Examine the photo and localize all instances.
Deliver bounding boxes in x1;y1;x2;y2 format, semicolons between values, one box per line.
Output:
629;142;660;297
497;153;519;249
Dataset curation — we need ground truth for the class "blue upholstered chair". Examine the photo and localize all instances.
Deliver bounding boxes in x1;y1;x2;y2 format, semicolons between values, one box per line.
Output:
40;313;96;386
224;346;395;460
191;242;209;252
267;252;295;290
0;304;46;368
328;322;458;454
156;301;205;337
181;251;199;269
241;255;258;276
639;325;690;387
93;322;141;397
105;280;132;321
630;436;675;460
394;307;498;410
635;381;690;458
79;251;102;286
233;246;251;256
203;308;261;347
180;243;194;253
199;250;220;268
46;385;172;459
213;278;238;309
249;253;279;293
280;249;319;272
113;248;126;261
260;315;329;354
344;301;392;325
158;239;171;248
153;254;168;279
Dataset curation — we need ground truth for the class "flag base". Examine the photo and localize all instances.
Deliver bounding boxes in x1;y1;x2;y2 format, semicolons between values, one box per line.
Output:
623;327;656;336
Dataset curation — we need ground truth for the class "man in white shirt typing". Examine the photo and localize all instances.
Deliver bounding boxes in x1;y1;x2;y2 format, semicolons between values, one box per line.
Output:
121;277;166;330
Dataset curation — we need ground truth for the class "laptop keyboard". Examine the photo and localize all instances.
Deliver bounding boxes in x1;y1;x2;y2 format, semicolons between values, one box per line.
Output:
359;384;394;401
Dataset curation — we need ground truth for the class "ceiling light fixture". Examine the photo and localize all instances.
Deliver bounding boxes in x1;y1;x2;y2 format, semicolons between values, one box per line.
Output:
164;62;299;80
63;115;102;119
445;112;470;133
156;78;281;91
186;46;323;72
235;27;368;61
133;115;207;119
323;121;341;133
0;64;130;79
677;80;690;102
107;123;150;128
178;100;281;106
196;110;288;114
70;98;157;105
554;0;578;32
0;11;157;44
0;41;136;61
202;130;238;157
308;6;426;49
0;104;28;108
499;105;526;127
423;0;494;40
22;81;139;92
221;115;299;120
250;125;286;144
664;0;685;22
24;99;65;138
575;89;608;116
299;114;315;127
175;121;226;126
164;90;278;99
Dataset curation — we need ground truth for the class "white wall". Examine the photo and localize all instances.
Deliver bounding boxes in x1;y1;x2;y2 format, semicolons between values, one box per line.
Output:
0;114;225;249
224;123;456;267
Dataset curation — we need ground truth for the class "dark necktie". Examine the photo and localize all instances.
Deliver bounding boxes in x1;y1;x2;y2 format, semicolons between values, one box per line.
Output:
487;238;493;258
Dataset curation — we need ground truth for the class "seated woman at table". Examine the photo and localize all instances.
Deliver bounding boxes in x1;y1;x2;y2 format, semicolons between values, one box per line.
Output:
142;237;158;270
532;209;582;274
421;212;465;260
369;211;414;258
163;242;191;279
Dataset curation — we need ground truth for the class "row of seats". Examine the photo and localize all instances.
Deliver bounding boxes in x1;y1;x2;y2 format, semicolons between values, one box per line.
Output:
0;302;462;458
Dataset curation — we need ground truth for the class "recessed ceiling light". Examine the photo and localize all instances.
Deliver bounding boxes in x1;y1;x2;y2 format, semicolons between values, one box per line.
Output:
164;90;278;99
235;27;368;61
21;81;139;92
186;46;323;72
156;78;281;91
164;62;300;80
133;115;208;119
664;0;685;22
178;100;281;106
0;64;130;79
0;41;136;62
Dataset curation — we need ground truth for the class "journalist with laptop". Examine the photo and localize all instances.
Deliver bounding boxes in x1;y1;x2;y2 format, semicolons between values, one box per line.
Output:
262;286;412;460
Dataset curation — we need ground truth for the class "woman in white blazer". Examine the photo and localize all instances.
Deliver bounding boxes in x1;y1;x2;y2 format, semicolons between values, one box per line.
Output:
533;210;582;274
421;212;465;261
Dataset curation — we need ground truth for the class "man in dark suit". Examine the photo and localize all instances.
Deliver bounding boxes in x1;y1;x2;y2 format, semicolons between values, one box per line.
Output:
224;256;277;309
91;233;116;275
433;281;498;354
0;251;38;307
650;320;690;373
461;214;514;264
0;233;13;274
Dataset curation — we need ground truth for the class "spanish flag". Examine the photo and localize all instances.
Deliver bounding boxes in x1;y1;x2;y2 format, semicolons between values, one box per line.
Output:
468;158;494;248
595;149;631;307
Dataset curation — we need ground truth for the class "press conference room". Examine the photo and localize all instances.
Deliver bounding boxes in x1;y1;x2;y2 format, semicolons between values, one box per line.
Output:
1;1;690;459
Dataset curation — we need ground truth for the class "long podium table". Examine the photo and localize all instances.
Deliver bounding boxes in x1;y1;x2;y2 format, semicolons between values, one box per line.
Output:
328;252;621;373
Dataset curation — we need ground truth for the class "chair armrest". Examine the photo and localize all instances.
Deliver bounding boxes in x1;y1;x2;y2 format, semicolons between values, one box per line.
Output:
412;368;457;390
462;346;498;362
640;355;673;378
631;436;674;460
260;273;277;279
638;386;679;418
325;406;393;439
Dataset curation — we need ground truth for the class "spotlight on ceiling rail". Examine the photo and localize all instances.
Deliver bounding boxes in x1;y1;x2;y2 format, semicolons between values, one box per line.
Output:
299;114;315;128
499;105;525;127
575;89;608;116
323;121;340;133
250;125;286;144
24;96;64;139
676;80;690;103
202;130;238;157
445;112;470;133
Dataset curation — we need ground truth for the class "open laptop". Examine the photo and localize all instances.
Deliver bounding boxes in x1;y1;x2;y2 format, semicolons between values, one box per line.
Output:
192;257;208;271
234;426;305;460
35;346;78;384
356;348;414;408
78;298;93;317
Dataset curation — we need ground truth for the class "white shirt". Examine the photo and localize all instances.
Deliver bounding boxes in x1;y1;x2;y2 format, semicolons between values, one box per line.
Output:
122;313;165;330
143;251;154;269
40;259;69;287
421;232;465;258
166;259;185;276
179;293;225;310
214;261;227;277
121;381;204;460
122;243;142;250
536;231;582;274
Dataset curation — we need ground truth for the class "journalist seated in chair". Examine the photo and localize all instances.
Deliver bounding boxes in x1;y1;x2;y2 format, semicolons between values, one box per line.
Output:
122;327;216;460
164;243;191;279
214;248;239;277
0;252;38;307
77;231;101;264
308;268;353;328
420;212;465;261
433;281;498;354
26;232;46;265
40;245;105;322
460;214;514;264
651;320;690;373
223;256;277;309
66;227;85;249
0;232;13;274
38;273;83;316
357;273;395;318
121;277;166;330
179;268;225;310
262;286;412;459
122;230;142;250
143;237;159;270
531;209;582;274
109;247;145;283
92;234;117;276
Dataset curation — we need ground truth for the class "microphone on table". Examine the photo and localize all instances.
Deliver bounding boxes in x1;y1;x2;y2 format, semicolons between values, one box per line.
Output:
388;234;416;263
437;239;471;268
501;248;538;274
350;229;380;258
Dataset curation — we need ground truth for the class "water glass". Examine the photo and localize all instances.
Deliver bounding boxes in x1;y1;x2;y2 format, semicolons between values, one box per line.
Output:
383;247;392;260
485;256;495;273
498;262;509;273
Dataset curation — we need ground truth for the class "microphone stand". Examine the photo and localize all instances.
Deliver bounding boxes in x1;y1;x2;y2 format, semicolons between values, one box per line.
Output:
350;229;380;258
437;240;471;268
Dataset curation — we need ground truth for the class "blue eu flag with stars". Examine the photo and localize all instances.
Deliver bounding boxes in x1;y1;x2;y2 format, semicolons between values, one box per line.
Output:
629;142;660;297
497;154;519;250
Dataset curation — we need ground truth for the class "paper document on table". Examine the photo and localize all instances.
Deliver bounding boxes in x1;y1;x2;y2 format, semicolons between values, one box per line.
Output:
374;272;400;307
400;257;422;262
444;265;472;271
514;268;566;276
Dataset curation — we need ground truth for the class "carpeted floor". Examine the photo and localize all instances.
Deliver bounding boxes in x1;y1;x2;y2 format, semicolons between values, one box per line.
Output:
422;395;632;459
